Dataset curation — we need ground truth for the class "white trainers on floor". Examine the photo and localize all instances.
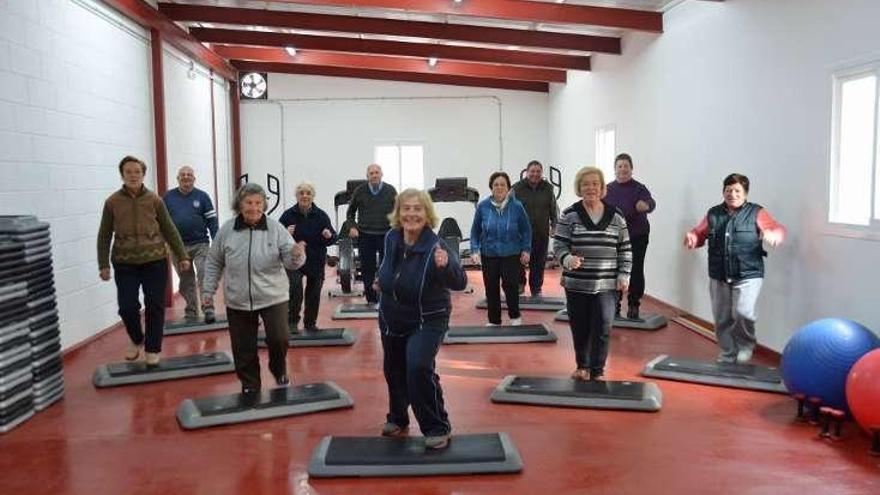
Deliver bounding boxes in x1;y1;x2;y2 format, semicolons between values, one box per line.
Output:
509;318;522;326
485;322;500;327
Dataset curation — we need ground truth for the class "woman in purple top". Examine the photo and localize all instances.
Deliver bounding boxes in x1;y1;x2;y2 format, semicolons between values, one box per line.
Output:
603;153;656;319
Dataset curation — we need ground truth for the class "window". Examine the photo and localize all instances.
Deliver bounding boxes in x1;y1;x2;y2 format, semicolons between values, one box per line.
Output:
374;144;424;191
595;125;617;180
829;67;880;228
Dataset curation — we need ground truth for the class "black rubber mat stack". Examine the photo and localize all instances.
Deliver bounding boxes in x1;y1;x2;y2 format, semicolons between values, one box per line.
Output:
0;216;63;434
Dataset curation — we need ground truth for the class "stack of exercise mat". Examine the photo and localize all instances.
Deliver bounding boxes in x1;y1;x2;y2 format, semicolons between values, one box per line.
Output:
0;216;64;434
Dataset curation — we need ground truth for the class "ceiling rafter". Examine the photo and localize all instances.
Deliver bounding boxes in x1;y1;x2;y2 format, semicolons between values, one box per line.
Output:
213;45;567;83
264;0;663;32
158;4;621;53
191;27;590;70
233;60;549;92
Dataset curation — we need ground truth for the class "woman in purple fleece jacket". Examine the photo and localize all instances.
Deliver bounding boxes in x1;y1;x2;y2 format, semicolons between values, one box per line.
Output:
603;153;656;320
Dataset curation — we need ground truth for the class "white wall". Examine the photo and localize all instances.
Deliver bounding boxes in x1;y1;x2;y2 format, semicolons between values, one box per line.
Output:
548;0;880;351
241;74;549;231
212;78;234;224
0;0;154;349
163;44;215;202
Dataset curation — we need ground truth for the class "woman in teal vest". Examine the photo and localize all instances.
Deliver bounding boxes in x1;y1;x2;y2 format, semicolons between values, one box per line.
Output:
684;173;786;364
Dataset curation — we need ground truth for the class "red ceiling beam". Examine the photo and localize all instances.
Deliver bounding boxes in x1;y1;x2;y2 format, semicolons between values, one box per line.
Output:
100;0;236;80
267;0;663;32
213;45;565;82
191;27;590;70
233;60;548;92
158;4;620;53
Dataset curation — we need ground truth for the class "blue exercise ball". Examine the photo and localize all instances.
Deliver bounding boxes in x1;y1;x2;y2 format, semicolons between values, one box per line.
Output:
781;318;880;410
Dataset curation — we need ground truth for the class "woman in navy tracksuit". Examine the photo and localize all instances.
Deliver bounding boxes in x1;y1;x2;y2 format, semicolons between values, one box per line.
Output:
376;188;467;450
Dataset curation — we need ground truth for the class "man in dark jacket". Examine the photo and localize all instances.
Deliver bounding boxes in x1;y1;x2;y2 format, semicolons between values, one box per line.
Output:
279;182;337;331
346;163;397;305
512;160;559;297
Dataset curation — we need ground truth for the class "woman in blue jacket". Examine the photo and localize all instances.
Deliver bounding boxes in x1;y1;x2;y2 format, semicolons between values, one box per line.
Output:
470;171;532;326
376;188;468;450
278;182;337;331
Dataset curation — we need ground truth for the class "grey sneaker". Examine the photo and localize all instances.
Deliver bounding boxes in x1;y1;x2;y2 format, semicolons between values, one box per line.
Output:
716;353;736;364
424;433;451;450
381;422;407;437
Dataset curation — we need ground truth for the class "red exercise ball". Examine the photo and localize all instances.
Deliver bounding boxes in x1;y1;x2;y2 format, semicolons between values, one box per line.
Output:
846;348;880;433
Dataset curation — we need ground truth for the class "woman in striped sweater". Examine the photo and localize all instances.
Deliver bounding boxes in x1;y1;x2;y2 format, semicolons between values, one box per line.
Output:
553;167;632;381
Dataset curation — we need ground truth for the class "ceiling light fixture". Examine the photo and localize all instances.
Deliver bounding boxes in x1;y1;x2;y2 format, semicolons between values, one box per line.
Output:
427;57;438;67
285;46;297;57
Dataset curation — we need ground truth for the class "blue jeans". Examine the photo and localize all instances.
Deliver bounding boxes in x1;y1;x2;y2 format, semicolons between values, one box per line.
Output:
358;232;386;303
380;318;451;436
565;289;616;374
114;259;168;353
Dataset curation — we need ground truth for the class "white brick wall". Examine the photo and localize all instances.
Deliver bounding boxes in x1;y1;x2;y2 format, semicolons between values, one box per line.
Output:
0;0;155;349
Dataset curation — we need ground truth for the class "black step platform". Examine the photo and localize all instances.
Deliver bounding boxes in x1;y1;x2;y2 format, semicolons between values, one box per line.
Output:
554;309;667;330
491;375;662;411
164;318;229;335
476;295;565;312
444;324;556;344
308;432;523;477
176;381;354;430
257;328;356;348
92;352;235;387
331;303;378;320
641;354;787;394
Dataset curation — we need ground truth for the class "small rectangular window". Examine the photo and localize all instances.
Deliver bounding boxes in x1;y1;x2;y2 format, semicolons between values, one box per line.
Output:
595;124;617;180
374;144;424;191
829;68;879;229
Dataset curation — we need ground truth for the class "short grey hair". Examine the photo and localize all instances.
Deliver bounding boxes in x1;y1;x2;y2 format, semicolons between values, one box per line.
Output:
232;183;268;213
295;181;316;196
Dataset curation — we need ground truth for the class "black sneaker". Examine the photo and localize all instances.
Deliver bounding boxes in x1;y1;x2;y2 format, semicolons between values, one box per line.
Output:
304;324;318;332
626;306;640;320
203;309;216;324
241;387;260;406
275;375;290;387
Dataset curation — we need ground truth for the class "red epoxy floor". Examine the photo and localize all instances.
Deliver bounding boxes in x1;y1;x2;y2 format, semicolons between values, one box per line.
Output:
1;270;878;494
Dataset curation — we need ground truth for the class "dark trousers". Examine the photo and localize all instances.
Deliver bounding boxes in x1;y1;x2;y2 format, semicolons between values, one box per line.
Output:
566;290;616;373
359;232;386;303
617;234;649;310
381;320;451;437
226;301;289;390
481;254;521;324
519;235;549;296
287;269;325;328
114;259;168;353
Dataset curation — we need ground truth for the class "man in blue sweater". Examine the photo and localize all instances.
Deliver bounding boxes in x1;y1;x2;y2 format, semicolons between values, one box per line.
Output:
164;166;219;323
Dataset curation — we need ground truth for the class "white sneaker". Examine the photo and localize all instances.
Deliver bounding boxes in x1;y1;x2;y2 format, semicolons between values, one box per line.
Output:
736;348;754;364
509;318;522;326
485;322;500;327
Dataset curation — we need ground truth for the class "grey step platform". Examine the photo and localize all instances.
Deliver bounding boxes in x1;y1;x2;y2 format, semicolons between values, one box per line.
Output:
308;432;523;478
257;328;356;348
92;352;235;388
177;381;354;430
491;375;662;412
164;319;229;335
641;354;787;394
554;309;668;330
443;323;556;344
331;303;378;320
476;295;565;311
